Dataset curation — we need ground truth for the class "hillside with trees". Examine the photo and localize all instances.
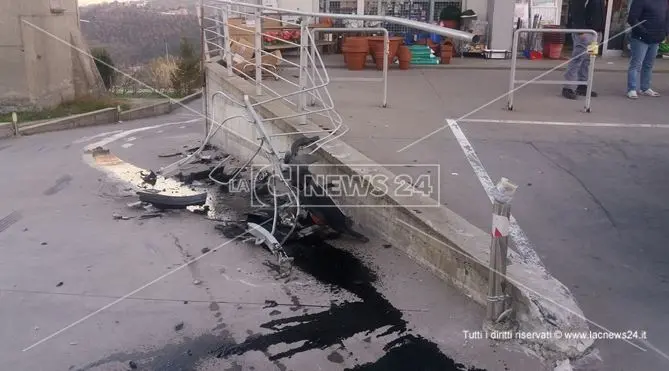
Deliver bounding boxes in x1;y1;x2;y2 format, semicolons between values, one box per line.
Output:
80;2;201;66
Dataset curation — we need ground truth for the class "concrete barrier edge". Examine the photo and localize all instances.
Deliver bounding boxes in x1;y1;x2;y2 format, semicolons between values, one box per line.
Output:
205;62;595;366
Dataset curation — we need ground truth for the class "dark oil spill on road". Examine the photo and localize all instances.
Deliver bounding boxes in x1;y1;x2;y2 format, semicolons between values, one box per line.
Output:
216;239;486;371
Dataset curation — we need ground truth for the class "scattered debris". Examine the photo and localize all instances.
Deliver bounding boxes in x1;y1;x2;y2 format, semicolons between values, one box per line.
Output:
41;242;47;246
383;244;392;249
127;201;144;209
112;213;133;220
412;209;423;214
174;322;185;331
34;326;39;331
23;228;28;232
141;170;158;186
158;152;183;158
263;300;279;308
86;146;109;156
137;191;207;209
56;282;64;287
527;183;533;186
129;360;138;369
451;172;459;176
193;279;202;285
190;205;210;215
69;342;78;346
183;301;189;304
215;223;246;238
139;213;163;220
187;349;193;356
269;310;281;316
201;247;211;254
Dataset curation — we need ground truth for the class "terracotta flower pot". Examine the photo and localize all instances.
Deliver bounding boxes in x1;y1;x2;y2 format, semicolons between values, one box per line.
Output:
344;52;367;70
342;38;369;70
440;54;452;64
399;60;410;70
398;45;411;60
368;36;403;63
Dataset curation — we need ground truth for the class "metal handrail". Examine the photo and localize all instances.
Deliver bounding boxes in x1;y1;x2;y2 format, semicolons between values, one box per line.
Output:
508;28;598;112
209;0;479;43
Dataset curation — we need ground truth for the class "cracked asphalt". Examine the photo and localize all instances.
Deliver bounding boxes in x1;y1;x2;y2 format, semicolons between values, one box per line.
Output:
0;101;545;370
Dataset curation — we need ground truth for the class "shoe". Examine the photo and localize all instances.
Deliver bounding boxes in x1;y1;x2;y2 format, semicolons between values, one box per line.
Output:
562;88;577;100
627;90;638;99
641;89;660;97
576;86;598;97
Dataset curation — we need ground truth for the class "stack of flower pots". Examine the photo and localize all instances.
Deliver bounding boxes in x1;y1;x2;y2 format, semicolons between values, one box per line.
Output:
368;36;403;70
542;25;566;59
440;40;454;64
398;45;412;70
342;37;369;70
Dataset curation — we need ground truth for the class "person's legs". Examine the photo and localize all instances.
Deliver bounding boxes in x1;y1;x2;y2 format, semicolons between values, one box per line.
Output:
576;33;597;96
563;34;589;99
640;42;660;92
627;38;648;92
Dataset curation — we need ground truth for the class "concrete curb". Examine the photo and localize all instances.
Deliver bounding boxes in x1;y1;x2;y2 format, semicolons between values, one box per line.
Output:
19;108;119;136
205;62;596;366
0;91;204;139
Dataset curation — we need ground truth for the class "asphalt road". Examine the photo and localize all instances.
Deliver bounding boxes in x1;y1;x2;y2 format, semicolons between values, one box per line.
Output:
318;67;669;371
0;102;544;370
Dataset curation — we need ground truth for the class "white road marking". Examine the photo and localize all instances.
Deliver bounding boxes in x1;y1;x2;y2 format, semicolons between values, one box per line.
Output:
445;119;544;268
83;118;199;151
458;118;669;129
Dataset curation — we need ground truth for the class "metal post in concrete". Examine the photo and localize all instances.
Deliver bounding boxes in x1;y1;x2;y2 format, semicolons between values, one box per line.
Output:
221;6;233;77
11;112;18;136
486;177;517;326
254;6;263;96
298;16;310;123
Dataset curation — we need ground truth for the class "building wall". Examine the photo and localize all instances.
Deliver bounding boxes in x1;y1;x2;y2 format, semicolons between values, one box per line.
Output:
0;0;105;113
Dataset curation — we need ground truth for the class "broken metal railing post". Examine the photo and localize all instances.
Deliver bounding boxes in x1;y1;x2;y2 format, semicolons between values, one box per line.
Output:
217;7;232;77
254;6;263;96
298;16;310;124
486;177;518;327
508;28;597;112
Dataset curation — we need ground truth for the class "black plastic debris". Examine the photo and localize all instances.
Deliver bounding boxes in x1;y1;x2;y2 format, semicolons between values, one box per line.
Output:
139;213;163;220
128;361;138;369
174;322;184;331
141;170;157;186
137;191;207;209
56;282;63;287
263;300;279;308
158;152;183;158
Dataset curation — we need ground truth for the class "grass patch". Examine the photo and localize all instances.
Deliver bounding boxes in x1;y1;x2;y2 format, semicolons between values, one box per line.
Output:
0;98;131;123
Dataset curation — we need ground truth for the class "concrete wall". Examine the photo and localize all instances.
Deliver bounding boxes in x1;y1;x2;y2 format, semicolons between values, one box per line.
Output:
205;61;595;364
0;0;105;113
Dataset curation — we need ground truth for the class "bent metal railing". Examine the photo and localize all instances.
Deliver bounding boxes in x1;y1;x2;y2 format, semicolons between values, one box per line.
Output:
200;0;477;152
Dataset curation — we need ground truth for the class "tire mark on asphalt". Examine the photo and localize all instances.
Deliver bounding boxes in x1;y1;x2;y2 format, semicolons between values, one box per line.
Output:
43;175;73;196
0;211;22;234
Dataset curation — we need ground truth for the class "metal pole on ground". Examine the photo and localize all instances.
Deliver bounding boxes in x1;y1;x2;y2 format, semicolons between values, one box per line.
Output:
486;177;517;328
